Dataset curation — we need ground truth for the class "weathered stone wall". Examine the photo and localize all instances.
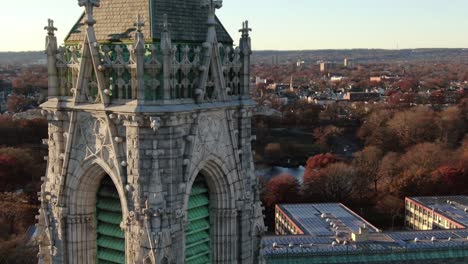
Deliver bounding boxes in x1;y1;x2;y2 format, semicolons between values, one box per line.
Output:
37;105;264;264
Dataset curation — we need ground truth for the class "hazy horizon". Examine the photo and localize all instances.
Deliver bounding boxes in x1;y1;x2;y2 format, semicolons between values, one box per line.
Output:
2;0;468;51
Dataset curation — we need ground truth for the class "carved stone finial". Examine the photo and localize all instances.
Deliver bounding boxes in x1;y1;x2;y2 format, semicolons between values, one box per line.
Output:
202;0;222;26
239;20;252;37
201;0;223;10
78;0;100;25
160;14;171;33
134;14;145;33
44;19;57;36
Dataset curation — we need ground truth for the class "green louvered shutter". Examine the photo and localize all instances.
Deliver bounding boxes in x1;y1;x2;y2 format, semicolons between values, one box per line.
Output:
96;177;125;264
185;178;211;264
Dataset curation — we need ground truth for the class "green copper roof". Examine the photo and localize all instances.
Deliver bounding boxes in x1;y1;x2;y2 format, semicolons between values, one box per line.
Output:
185;177;211;264
96;177;125;264
65;0;233;44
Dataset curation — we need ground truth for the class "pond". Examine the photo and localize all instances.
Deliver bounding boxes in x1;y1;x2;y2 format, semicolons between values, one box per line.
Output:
255;166;306;183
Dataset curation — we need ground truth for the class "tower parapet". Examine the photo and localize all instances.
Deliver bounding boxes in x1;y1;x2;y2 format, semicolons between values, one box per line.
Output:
42;0;252;108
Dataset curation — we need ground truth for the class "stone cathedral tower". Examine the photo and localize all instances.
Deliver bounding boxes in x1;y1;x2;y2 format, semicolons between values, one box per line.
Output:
37;0;265;263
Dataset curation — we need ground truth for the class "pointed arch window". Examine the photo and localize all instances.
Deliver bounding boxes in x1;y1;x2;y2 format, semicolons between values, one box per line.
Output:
185;175;211;264
95;176;125;264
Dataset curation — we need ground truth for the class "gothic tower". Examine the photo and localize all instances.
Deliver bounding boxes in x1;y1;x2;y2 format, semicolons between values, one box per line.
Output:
37;0;265;263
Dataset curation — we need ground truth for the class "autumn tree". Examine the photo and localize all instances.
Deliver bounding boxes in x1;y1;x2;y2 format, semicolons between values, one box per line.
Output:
0;237;37;264
353;146;384;194
302;162;358;202
7;94;30;113
0;148;41;193
262;174;300;208
0;193;36;237
391;143;450;197
303;153;339;181
377;152;401;190
432;166;467;194
261;174;300;230
387;107;438;148
357;108;397;151
437;106;465;148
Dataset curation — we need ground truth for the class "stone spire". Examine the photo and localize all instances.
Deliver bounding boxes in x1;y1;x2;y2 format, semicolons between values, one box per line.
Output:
44;19;58;97
239;20;252;38
239;20;252;97
134;14;145;33
133;14;146;101
160;14;172;100
202;0;223;26
44;19;58;36
78;0;100;26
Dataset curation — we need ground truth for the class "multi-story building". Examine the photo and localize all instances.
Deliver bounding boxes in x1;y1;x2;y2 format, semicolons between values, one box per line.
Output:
405;196;468;231
275;203;379;236
263;202;468;264
319;62;338;74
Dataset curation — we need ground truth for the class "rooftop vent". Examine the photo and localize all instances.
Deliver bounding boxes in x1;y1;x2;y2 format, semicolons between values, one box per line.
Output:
331;241;337;247
272;242;278;248
431;237;436;242
448;237;452;241
288;242;294;248
414;237;419;243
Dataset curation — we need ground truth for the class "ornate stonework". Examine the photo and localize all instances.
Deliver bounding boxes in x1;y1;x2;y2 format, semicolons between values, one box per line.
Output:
38;0;264;263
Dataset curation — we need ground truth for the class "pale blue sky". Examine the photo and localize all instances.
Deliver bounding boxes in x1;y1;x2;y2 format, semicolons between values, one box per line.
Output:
2;0;468;51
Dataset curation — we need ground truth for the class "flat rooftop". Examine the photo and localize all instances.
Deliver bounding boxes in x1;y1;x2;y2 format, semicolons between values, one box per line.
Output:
261;229;468;258
265;202;468;261
408;196;468;227
277;203;379;236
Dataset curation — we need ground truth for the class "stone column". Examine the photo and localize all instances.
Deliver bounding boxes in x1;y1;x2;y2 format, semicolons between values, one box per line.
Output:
45;19;59;97
133;15;146;102
239;21;252;99
161;14;172;101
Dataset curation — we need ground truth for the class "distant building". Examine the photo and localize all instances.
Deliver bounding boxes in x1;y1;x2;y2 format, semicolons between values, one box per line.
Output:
330;76;347;82
343;92;380;102
370;75;400;82
296;59;305;67
272;55;279;65
344;58;354;67
256;76;267;85
275;204;379;236
320;62;338;73
261;202;468;264
268;83;291;92
405;196;468;231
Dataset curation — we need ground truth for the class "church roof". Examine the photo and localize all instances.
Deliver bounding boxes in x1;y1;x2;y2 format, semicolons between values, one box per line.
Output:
65;0;233;44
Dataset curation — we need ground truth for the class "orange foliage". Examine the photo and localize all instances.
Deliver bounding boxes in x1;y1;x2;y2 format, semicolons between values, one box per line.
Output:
303;153;339;182
262;174;300;208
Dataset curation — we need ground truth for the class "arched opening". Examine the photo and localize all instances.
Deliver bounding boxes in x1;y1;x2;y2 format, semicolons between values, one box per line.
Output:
185;174;211;264
95;176;125;264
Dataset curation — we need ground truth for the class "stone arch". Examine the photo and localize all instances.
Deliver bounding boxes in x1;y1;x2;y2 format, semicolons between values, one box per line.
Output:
64;158;128;263
66;158;127;216
183;156;242;263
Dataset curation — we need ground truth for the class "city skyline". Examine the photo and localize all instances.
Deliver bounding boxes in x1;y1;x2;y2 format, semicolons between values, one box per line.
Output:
2;0;468;52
